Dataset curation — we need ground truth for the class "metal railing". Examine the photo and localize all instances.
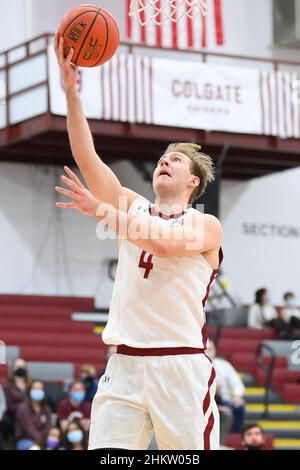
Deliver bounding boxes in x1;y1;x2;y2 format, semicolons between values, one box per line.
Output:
256;343;277;418
1;33;300;130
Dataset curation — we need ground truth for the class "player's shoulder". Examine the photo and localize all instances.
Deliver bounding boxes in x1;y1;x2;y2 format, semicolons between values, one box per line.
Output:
188;211;222;230
123;188;148;212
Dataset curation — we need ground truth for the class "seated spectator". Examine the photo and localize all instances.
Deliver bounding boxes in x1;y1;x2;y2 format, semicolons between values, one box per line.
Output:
207;340;245;433
248;288;299;339
248;288;277;329
215;384;233;445
15;380;51;450
79;365;98;403
281;292;300;329
241;423;265;450
56;381;91;433
37;426;64;450
1;358;31;444
64;420;88;450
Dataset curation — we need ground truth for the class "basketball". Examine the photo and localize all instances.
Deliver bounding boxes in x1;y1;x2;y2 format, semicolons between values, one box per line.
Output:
57;4;120;67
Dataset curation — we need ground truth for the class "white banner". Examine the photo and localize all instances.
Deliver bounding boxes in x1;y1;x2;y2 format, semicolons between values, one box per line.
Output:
48;48;300;139
221;167;300;305
152;57;261;134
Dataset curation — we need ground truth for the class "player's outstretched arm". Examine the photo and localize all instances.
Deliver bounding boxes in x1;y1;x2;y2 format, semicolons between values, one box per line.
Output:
55;170;222;257
54;33;140;211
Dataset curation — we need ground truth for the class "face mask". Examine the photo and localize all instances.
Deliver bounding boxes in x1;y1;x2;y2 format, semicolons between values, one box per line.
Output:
30;389;45;402
244;444;263;451
265;296;272;304
71;391;85;404
286;299;296;308
67;429;83;444
46;437;59;449
14;367;27;378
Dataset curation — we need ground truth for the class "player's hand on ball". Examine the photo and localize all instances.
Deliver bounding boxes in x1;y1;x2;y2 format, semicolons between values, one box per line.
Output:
54;33;78;94
55;166;100;216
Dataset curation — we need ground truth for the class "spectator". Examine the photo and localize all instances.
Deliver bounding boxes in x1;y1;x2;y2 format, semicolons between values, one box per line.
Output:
15;380;51;450
1;358;31;444
207;340;245;433
241;423;265;450
247;288;277;329
215;384;233;445
56;381;91;433
37;426;64;450
281;292;300;329
79;365;98;403
248;288;300;339
64;420;88;450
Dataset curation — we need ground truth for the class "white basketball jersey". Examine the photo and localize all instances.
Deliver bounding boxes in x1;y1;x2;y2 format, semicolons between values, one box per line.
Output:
102;196;223;349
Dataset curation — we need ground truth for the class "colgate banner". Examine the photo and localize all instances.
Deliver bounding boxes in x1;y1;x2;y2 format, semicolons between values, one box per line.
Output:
48;48;300;139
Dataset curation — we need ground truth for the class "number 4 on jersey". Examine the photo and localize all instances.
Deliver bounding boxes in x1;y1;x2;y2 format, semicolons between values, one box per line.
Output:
138;251;154;278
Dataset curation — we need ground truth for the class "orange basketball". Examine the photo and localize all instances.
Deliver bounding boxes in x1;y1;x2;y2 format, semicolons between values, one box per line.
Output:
57;4;120;67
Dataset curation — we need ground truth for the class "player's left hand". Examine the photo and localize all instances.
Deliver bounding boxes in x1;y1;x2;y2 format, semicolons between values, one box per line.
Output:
55;166;100;216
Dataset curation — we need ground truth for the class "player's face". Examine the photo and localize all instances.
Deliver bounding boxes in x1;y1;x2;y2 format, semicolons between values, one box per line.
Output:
153;152;195;198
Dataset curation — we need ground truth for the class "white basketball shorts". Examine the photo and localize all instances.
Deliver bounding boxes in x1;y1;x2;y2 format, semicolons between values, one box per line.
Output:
88;348;219;450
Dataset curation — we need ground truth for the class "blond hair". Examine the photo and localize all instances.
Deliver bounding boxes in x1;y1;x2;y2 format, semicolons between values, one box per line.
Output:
165;143;215;203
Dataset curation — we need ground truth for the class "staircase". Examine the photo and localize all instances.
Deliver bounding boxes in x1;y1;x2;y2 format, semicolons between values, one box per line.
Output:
243;373;300;450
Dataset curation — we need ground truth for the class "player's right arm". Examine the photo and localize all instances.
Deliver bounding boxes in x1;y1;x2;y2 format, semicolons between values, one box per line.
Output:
54;33;140;210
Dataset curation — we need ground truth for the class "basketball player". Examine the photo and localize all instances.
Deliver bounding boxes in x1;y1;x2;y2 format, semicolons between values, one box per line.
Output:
54;33;223;450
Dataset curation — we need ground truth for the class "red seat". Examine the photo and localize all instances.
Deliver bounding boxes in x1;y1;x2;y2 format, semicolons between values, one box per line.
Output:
0;294;94;310
0;364;8;384
255;368;300;392
228;352;257;374
221;328;276;340
0;317;93;333
218;339;261;359
0;331;102;348
20;345;106;363
282;384;300;403
225;433;273;450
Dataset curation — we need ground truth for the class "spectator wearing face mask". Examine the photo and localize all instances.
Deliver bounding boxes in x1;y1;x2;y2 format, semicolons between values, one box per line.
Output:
241;423;265;450
79;365;98;403
64;420;87;450
281;292;300;329
1;358;31;444
14;381;51;450
37;426;64;450
247;288;277;329
56;381;91;433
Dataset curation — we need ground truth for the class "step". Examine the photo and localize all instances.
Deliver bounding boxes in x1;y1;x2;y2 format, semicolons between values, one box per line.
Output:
244;387;281;404
274;438;300;450
258;420;300;437
246;404;299;420
238;372;256;387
